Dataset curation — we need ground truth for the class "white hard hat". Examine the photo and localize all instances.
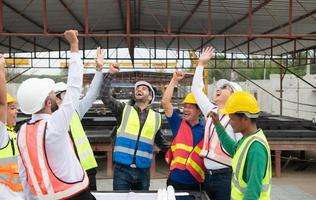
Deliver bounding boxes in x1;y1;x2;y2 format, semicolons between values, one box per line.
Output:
135;81;155;104
54;82;67;95
216;79;242;92
17;78;55;114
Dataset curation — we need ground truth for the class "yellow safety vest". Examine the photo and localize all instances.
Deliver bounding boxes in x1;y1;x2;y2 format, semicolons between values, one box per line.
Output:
231;129;272;200
69;112;98;171
0;127;23;192
114;104;161;168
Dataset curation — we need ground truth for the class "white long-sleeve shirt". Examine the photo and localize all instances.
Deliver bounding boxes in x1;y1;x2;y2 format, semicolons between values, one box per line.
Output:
76;70;103;119
0;121;8;148
191;65;242;170
18;53;84;200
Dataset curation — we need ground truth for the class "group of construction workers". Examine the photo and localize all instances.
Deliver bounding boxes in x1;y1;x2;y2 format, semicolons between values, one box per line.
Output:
0;30;271;200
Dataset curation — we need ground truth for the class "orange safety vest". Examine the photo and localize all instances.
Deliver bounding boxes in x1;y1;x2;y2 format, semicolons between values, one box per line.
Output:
165;120;206;183
0;127;23;192
17;120;89;200
200;113;233;166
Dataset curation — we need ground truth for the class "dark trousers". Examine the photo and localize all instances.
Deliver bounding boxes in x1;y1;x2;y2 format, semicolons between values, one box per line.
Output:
113;163;150;191
87;168;97;191
68;188;95;200
167;178;201;191
204;169;232;200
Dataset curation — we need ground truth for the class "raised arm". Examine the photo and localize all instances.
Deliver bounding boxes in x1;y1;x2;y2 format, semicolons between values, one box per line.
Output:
76;47;104;119
0;54;8;148
191;47;216;117
49;30;83;135
0;54;6;123
99;63;125;117
161;71;185;117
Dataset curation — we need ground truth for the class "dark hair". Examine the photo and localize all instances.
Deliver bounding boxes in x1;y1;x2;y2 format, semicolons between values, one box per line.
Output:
136;84;154;97
234;113;257;123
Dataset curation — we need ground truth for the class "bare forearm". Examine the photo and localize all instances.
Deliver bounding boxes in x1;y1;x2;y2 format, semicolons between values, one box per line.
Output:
70;41;79;53
0;60;6;123
99;73;125;116
161;79;177;111
191;65;215;116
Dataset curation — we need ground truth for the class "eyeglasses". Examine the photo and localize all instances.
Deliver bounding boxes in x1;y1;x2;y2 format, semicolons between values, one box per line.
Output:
217;85;233;92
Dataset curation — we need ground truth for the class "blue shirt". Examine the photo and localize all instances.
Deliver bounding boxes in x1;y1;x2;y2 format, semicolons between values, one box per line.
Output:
167;110;205;184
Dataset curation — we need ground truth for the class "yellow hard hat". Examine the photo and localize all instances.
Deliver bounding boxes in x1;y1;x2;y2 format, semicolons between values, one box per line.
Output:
183;93;197;104
7;93;16;103
221;91;260;118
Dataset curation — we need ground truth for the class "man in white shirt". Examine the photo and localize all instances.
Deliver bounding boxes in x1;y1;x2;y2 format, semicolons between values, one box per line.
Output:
16;30;95;200
53;47;105;191
0;53;8;148
191;47;243;200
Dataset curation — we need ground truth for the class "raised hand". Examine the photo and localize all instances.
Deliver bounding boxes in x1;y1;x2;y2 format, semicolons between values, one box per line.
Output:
64;30;79;52
96;47;105;71
64;30;79;44
199;46;215;65
208;111;220;125
109;63;120;74
172;71;185;83
0;54;5;72
0;54;6;123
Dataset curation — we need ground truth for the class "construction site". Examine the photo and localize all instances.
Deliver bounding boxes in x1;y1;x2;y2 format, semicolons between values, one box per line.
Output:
1;0;316;200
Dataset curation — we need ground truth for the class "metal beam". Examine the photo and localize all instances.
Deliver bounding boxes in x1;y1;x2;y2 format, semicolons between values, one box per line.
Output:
167;0;171;34
118;0;125;28
84;0;88;34
137;0;141;32
196;0;272;50
59;0;100;46
1;32;315;38
207;0;211;35
0;0;3;32
3;0;67;47
271;58;316;89
288;0;293;36
227;7;316;53
248;0;252;35
166;0;204;49
42;0;48;34
126;0;134;65
0;41;27;52
4;28;51;51
252;40;309;55
3;1;43;30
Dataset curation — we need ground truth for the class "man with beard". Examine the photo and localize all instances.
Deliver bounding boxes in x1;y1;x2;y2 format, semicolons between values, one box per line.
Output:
53;47;105;191
99;63;169;191
16;30;95;200
162;71;205;191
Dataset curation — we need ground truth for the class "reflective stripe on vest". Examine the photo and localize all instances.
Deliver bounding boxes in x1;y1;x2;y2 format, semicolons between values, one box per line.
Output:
185;140;206;182
231;130;272;200
69;112;98;170
200;114;233;166
166;120;206;183
18;120;89;200
114;104;161;168
0;128;23;192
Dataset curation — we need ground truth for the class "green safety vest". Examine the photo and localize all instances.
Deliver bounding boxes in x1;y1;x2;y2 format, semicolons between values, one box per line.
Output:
0;127;18;158
69;112;97;171
0;127;23;192
231;129;272;200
